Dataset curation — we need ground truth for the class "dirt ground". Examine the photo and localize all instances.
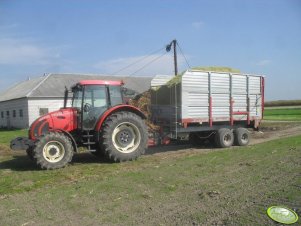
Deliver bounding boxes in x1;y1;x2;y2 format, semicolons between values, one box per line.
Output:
251;124;301;144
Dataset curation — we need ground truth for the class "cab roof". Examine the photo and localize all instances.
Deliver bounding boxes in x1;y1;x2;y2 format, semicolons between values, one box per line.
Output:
78;80;124;86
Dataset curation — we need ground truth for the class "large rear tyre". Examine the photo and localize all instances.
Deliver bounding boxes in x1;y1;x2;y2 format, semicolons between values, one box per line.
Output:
33;132;74;170
234;128;250;146
101;111;148;162
215;128;234;148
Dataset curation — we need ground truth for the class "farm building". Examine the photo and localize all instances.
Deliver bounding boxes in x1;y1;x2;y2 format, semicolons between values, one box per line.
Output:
0;73;153;129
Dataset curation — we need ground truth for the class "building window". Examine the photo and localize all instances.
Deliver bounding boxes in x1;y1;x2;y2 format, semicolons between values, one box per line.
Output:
13;110;16;118
19;109;23;117
6;111;9;117
1;112;3;118
39;108;49;116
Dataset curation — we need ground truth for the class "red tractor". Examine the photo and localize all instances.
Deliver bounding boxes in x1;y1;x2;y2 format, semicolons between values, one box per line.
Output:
11;80;148;169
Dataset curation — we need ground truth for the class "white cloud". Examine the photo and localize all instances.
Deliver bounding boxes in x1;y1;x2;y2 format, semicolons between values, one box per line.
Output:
192;21;204;30
256;59;271;66
0;38;62;65
94;54;187;76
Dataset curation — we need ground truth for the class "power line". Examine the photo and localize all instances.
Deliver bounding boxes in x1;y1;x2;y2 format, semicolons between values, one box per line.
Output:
110;46;165;75
176;42;191;69
128;52;168;77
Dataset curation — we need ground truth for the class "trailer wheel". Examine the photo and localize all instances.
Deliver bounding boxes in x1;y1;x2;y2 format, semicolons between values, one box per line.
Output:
101;111;148;162
33;132;74;170
234;128;250;146
215;128;234;148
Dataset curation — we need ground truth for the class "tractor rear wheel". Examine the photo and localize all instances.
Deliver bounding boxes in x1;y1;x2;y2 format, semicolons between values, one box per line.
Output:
33;132;74;170
101;111;148;162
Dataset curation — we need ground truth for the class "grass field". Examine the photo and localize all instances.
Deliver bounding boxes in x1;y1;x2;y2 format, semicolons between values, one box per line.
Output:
264;108;301;121
0;129;27;145
265;99;301;107
0;130;300;225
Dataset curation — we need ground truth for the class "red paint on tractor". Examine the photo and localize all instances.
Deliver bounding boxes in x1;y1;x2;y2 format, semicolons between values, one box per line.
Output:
29;108;77;140
51;108;78;131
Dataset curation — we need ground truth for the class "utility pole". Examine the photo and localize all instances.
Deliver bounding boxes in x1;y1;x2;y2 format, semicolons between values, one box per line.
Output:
166;39;178;76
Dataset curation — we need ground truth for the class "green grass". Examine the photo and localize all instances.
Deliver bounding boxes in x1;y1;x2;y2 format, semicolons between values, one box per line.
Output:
264;108;301;121
265;99;301;107
0;133;300;225
0;129;27;145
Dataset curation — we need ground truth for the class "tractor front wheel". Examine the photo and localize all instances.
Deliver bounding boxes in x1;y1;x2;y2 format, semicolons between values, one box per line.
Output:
101;112;148;162
33;132;74;170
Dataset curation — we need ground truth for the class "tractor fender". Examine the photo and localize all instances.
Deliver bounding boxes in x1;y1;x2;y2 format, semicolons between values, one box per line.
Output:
52;129;78;153
95;105;146;132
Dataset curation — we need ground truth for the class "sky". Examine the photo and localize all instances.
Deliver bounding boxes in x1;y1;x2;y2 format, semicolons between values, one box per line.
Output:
0;0;300;100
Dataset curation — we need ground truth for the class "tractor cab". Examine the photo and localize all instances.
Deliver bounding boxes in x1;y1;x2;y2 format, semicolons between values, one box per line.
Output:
68;80;124;130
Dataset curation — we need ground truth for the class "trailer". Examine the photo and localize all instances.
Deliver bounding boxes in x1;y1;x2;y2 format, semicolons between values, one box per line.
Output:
150;70;265;147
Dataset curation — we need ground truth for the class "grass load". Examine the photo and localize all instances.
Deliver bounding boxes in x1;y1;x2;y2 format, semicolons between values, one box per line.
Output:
129;90;160;132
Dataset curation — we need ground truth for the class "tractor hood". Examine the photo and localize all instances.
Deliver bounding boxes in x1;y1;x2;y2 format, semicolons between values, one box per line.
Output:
29;108;78;139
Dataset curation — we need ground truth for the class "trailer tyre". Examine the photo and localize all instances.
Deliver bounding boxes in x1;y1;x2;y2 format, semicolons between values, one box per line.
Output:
101;111;148;162
33;132;74;170
215;128;234;148
234;128;250;146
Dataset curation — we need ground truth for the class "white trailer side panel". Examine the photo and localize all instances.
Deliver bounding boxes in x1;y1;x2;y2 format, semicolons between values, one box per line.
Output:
181;70;263;122
151;70;264;132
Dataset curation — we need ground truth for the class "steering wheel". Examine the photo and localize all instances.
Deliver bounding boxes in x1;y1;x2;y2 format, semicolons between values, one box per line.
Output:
83;103;92;112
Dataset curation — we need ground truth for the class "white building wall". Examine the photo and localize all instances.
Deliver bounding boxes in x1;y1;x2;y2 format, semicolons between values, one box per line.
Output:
27;97;66;126
0;98;29;128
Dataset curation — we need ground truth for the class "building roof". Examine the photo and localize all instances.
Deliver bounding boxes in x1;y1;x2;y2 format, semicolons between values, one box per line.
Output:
0;73;153;102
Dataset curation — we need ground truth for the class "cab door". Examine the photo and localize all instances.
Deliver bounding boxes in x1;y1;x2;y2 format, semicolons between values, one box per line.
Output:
82;85;108;130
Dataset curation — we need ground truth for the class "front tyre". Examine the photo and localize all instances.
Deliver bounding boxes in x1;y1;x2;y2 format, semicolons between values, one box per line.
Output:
101;112;148;162
33;132;74;170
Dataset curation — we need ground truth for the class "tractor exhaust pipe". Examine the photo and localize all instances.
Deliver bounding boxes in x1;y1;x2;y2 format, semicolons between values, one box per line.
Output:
63;86;68;108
